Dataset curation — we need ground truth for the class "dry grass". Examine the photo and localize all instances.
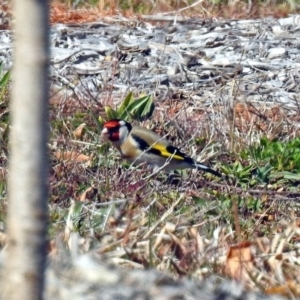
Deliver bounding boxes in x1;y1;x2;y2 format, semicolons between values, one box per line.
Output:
1;63;300;296
48;0;295;23
1;0;298;30
38;71;300;297
2;1;300;298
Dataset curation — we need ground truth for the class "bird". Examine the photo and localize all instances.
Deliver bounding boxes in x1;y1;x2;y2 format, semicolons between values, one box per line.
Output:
101;119;221;177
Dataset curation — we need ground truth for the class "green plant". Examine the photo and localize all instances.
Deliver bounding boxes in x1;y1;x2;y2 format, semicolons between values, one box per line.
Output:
0;63;10;99
242;137;300;171
0;63;10;156
98;92;155;125
0;181;5;202
0;63;10;120
221;161;254;187
253;164;273;184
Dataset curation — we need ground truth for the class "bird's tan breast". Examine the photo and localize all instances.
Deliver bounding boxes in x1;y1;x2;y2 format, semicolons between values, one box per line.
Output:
118;135;142;161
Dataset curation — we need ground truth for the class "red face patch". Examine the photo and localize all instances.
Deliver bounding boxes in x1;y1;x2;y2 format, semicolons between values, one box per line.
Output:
104;119;121;129
109;131;120;141
103;119;121;142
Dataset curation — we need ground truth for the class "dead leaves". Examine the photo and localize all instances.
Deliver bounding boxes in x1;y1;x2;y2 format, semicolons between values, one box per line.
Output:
225;241;254;282
223;223;300;298
142;221;300;298
55;151;92;166
234;102;286;137
79;186;98;202
57;190;300;300
266;281;300;298
73;123;86;139
50;2;100;24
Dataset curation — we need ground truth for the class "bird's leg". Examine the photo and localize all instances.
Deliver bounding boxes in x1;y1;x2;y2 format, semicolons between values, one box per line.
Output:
165;171;182;185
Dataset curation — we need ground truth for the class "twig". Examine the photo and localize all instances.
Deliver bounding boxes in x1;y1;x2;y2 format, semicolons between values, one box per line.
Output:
143;193;185;239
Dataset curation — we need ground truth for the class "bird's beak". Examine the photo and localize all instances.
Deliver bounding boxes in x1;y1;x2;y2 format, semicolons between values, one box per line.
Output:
101;127;109;139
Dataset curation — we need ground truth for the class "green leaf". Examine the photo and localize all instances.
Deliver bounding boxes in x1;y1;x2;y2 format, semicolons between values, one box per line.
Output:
191;196;208;206
0;181;5;200
104;106;119;120
101;93;155;122
98;116;105;126
270;171;300;180
117;91;134;118
0;70;10;89
220;164;233;174
125;94;154;121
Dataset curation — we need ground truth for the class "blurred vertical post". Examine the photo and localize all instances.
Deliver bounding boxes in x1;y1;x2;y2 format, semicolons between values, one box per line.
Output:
2;0;49;299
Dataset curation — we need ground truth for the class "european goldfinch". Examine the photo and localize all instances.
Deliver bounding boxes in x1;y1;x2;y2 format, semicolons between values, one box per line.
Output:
101;119;221;177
